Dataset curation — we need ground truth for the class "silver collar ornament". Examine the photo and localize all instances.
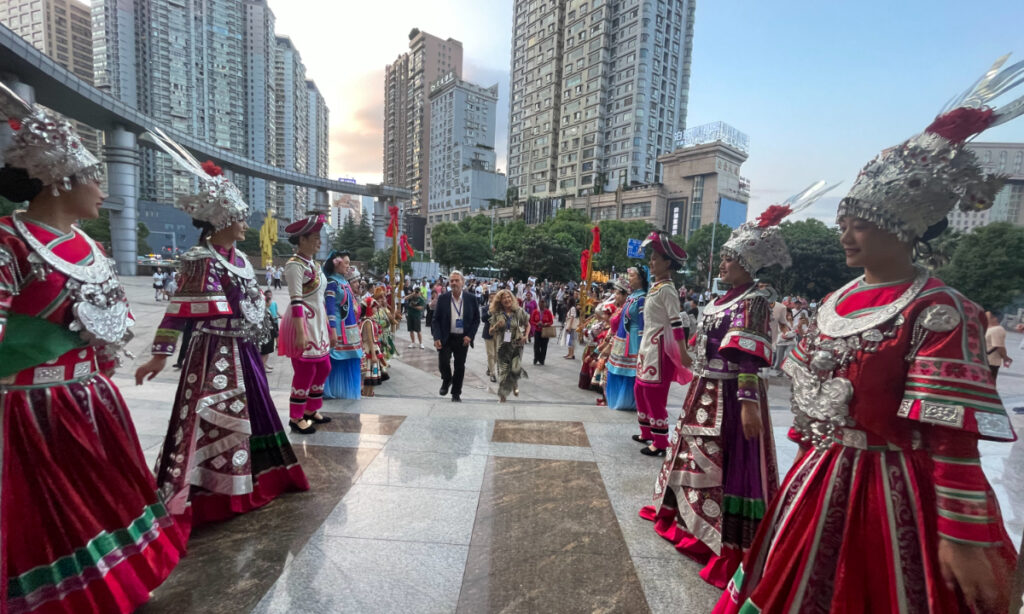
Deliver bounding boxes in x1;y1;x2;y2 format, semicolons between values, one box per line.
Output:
837;54;1024;242
13;211;133;349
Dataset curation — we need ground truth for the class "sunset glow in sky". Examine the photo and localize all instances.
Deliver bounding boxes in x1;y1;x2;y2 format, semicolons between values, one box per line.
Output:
261;1;1024;221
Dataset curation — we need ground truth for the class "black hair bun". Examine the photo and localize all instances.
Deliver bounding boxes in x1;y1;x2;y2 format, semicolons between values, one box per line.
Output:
0;165;43;203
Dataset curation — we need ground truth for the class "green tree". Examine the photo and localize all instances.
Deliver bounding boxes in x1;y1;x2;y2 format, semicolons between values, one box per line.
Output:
772;219;851;300
681;223;732;288
940;222;1024;310
592;219;654;274
77;209;151;255
496;228;578;281
920;227;963;271
367;248;411;277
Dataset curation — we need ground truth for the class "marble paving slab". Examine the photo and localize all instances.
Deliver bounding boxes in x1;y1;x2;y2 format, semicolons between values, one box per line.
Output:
491;419;591;447
457;456;650;613
140;445;378;614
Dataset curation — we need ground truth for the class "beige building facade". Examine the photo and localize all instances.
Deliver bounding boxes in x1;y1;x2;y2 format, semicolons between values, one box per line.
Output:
383;29;463;216
948;142;1024;232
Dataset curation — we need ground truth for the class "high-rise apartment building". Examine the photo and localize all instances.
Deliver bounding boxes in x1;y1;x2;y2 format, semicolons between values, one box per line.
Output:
1;0;101;156
383;28;463;215
507;0;695;201
426;72;506;253
243;0;278;215
306;80;329;212
274;35;308;219
91;0;329;220
948;142;1024;232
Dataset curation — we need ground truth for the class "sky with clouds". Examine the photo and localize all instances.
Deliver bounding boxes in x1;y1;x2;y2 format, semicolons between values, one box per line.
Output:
272;0;1024;223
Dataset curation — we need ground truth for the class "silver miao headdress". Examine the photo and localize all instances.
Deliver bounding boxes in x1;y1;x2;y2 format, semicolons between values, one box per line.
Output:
722;180;839;274
141;127;249;230
838;54;1024;242
0;82;102;195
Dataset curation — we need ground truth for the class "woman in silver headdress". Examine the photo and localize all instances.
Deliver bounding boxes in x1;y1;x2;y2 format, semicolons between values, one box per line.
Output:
641;183;832;588
716;58;1020;614
135;129;309;543
0;86;183;613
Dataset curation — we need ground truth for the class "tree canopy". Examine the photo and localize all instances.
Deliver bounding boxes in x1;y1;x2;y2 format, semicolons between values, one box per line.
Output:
770;219;852;300
679;223;731;288
939;222;1024;311
333;216;375;262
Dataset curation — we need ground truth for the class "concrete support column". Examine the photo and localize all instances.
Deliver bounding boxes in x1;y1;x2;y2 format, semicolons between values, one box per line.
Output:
103;126;140;276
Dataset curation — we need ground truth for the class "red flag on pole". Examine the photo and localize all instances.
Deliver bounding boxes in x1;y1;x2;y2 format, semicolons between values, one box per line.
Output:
591;225;601;254
385;205;399;238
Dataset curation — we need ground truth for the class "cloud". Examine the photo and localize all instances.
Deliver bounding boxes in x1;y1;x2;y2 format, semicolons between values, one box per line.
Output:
327;70;385;181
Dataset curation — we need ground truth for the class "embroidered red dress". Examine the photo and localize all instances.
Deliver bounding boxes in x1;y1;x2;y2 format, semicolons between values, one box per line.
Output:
151;244;308;542
715;272;1017;614
0;216;182;614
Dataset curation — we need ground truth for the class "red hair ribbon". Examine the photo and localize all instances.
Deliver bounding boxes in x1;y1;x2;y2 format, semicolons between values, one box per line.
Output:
590;225;601;253
757;204;793;228
580;249;591;281
200;160;224;177
385;205;399;238
399;234;415;261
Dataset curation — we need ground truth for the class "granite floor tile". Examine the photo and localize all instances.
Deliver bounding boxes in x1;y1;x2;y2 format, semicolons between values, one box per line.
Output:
428;401;516;420
357;450;489;492
315;412;406;434
140;445;379;614
491;419;591;447
471;457;625;556
513;403;649;424
631;555;720;614
457;547;650;614
320;483;479;545
252;537;469;614
286;431;390;449
486;442;596;462
384;416;493;454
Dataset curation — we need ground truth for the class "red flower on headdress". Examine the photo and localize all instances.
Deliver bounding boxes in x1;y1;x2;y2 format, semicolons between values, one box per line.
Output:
7;118;21;131
926;107;994;144
201;160;223;177
757;204;793;228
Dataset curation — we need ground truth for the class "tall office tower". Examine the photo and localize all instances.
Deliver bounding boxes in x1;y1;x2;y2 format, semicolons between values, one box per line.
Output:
306;80;329;212
383;28;463;215
274;35;309;220
507;0;695;201
243;0;278;215
1;0;102;156
426;73;506;253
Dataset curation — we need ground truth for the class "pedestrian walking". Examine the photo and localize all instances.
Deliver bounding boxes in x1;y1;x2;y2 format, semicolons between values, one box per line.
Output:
563;296;579;359
531;298;555;365
431;270;480;402
405;285;427;349
490;289;529;402
986;309;1012;379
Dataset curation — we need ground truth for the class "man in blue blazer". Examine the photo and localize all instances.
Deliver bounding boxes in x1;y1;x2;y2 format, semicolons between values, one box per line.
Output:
431;270;479;402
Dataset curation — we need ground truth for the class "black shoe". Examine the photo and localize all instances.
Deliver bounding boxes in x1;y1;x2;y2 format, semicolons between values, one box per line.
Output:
172;364;182;370
451;395;461;402
632;434;652;444
639;446;667;457
489;375;497;383
304;412;332;424
288;419;316;435
439;383;450;396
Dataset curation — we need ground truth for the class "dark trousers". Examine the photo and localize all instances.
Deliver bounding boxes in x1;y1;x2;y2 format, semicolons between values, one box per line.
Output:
438;336;469;395
533;332;550;364
174;320;196;367
425;309;434;327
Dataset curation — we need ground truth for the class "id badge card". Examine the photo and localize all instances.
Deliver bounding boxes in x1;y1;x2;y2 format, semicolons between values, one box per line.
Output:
455;318;464;329
504;331;512;342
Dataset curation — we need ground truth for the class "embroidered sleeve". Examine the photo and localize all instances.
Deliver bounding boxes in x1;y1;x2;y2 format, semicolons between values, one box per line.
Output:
719;295;773;368
325;279;340;330
929;429;1008;547
152;256;230;355
652;285;685;341
285;260;305;318
899;291;1014;442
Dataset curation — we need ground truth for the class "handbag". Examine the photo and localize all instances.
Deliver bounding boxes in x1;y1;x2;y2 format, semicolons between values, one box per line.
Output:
541;325;557;339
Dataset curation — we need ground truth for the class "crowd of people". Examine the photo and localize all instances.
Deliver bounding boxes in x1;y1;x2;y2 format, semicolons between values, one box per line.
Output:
0;61;1022;614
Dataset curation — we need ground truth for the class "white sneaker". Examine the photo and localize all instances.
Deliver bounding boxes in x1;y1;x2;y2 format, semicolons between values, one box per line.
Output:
407;343;417;348
419;343;425;349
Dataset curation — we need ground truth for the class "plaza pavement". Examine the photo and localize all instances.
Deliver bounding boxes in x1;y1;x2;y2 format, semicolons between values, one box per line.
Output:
105;276;1024;613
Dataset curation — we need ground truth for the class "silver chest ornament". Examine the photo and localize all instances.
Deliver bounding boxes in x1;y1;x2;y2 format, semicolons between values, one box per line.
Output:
16;213;134;347
206;241;263;329
789;267;929;449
